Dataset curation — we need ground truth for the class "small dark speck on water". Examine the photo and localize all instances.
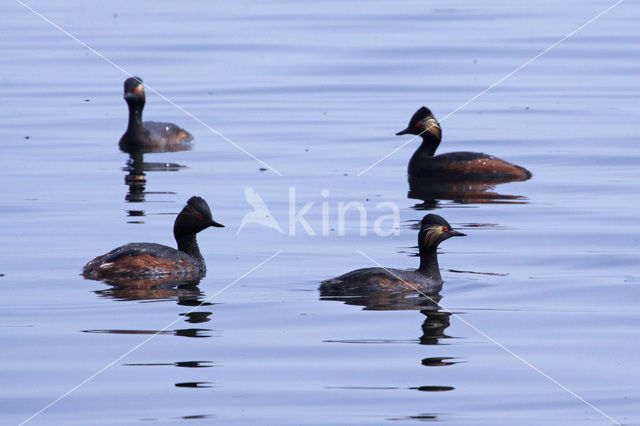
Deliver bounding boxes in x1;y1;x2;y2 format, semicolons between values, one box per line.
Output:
84;99;90;102
343;173;348;176
0;274;5;277
259;167;267;172
305;148;309;152
24;136;30;140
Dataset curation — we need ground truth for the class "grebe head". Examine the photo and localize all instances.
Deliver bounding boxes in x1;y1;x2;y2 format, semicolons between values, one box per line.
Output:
123;76;145;105
396;106;442;142
174;196;224;237
418;214;465;250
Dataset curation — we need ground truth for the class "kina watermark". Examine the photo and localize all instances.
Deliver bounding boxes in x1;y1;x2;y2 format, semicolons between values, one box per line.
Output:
237;186;400;237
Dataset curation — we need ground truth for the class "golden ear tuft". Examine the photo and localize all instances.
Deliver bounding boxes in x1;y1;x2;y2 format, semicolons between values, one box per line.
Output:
422;225;444;248
420;116;441;140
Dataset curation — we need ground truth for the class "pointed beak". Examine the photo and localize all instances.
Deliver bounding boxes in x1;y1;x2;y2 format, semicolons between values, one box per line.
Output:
451;230;466;237
209;220;224;228
396;128;411;136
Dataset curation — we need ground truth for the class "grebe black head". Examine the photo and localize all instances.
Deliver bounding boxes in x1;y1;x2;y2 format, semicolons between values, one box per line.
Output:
174;196;224;240
396;106;442;157
397;106;531;182
83;196;223;280
320;214;465;293
119;76;194;152
123;76;145;105
418;214;465;250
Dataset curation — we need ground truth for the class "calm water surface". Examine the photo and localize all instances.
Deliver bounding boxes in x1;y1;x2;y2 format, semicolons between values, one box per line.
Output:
1;1;639;424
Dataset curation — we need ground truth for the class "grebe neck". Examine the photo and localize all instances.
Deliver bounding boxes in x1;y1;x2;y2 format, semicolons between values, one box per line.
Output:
126;101;146;137
175;232;205;267
417;132;441;157
418;246;442;283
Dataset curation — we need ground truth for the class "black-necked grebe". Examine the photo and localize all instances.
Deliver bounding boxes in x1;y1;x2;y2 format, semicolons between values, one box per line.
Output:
320;214;465;293
83;196;223;279
396;106;531;182
119;77;194;152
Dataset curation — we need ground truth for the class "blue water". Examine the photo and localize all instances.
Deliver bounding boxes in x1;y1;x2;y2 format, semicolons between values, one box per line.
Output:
1;0;639;424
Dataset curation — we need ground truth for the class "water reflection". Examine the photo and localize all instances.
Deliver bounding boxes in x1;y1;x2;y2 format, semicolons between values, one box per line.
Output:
387;414;439;422
90;276;214;333
320;286;440;311
408;177;527;207
410;385;455;392
421;357;463;367
121;147;187;218
123;361;214;368
179;415;214;420
93;276;204;302
87;275;216;388
320;262;461;396
82;328;214;338
180;311;213;323
320;286;453;346
175;382;214;388
419;310;453;346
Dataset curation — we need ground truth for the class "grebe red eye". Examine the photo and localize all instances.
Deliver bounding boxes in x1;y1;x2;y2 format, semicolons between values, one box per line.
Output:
442;226;449;231
414;122;422;128
196;214;204;220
